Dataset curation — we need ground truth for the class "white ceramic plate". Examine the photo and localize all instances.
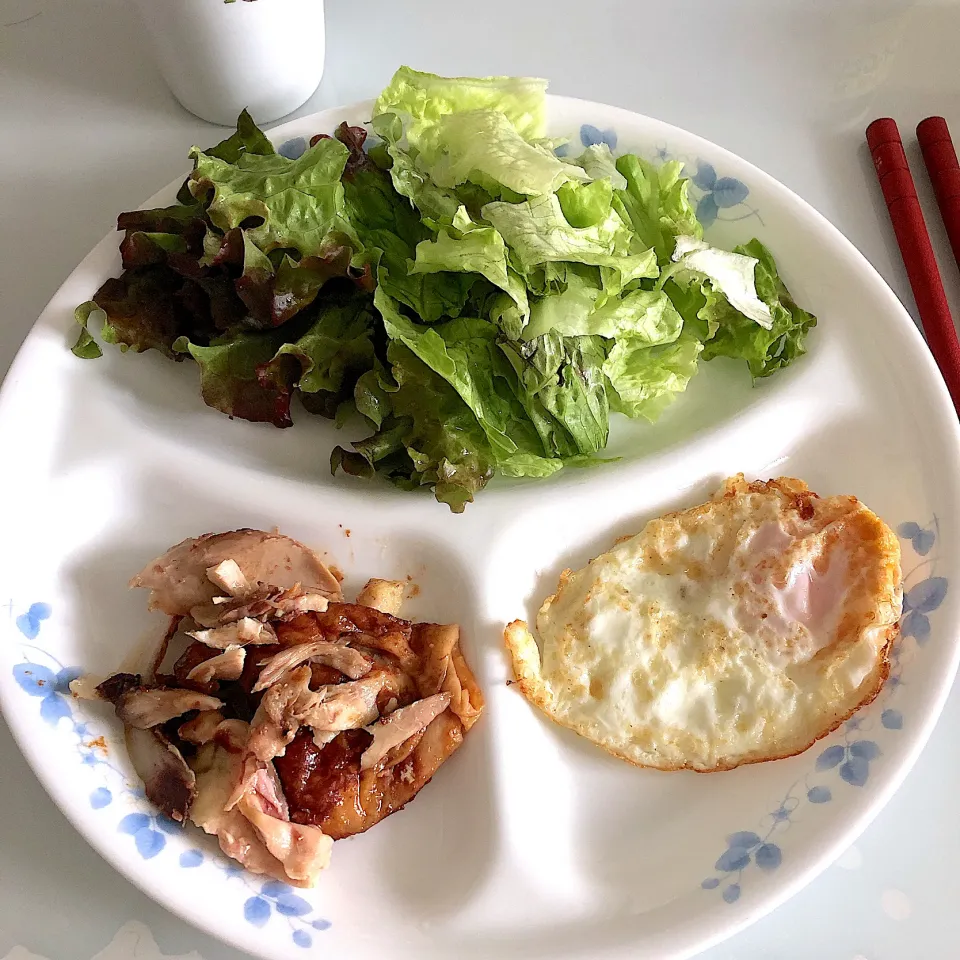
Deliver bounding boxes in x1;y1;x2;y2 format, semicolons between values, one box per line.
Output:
1;96;959;960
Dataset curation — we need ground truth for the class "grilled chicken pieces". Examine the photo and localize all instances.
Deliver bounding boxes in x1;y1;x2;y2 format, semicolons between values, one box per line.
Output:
73;529;483;887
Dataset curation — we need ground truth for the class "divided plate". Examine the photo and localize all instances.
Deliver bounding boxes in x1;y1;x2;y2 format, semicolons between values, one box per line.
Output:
1;96;959;960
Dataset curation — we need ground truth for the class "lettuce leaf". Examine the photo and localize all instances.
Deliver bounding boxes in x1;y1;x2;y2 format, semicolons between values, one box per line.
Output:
230;231;356;329
666;236;772;328
371;66;554;231
83;266;221;358
409;213;529;324
175;108;275;203
369;138;462;226
571;144;627;190
117;203;207;239
173;329;294;427
482;194;657;288
203;108;275;163
557;177;614;228
500;333;610;457
74;73;819;511
585;288;683;342
526;273;682;342
613;155;701;263
693;239;817;378
341;143;475;322
375;289;556;474
416;110;589;198
373;66;548;146
333;341;496;513
189;136;354;258
523;270;602;339
603;333;703;421
264;289;375;397
72;302;104;359
352;362;393;429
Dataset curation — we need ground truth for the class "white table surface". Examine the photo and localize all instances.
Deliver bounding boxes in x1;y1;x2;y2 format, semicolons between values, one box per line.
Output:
2;1;959;958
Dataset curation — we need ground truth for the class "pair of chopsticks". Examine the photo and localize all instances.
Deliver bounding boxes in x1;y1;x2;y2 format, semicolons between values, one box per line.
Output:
867;117;960;416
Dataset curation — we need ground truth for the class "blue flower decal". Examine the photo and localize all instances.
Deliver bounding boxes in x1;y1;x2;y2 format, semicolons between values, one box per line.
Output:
276;893;312;917
770;804;791;823
901;576;947;644
690;162;750;227
13;662;56;696
703;828;783;899
580;124;617;150
715;838;754;873
16;602;51;639
90;787;113;809
815;744;845;771
881;709;903;730
278;137;307;160
244;896;272;928
723;883;741;903
901;610;931;642
240;880;331;946
54;667;80;692
754;843;782;870
261;880;290;897
40;690;71;724
815;740;880;787
897;521;935;556
12;604;70;726
119;812;167;860
13;657;77;727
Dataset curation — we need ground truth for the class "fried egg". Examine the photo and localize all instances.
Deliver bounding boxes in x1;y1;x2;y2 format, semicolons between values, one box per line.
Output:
504;475;902;772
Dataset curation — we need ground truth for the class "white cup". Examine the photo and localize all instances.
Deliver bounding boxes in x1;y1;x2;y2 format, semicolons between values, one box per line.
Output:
131;0;326;127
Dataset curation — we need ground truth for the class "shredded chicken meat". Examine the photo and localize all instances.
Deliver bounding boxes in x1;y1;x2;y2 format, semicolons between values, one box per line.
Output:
271;612;483;840
125;726;196;822
111;683;223;729
359;692;452;771
178;709;225;745
186;645;246;684
77;527;483;887
187;618;277;648
252;641;371;692
130;529;342;616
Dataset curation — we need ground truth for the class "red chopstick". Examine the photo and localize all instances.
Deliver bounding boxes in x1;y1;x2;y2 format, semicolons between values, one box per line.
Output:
918;116;960;276
866;117;960;416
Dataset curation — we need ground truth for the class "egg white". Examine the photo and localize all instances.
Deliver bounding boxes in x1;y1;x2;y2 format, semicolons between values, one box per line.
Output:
504;475;902;772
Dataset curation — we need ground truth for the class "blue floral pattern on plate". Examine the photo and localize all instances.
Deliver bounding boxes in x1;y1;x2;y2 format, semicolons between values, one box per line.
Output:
579;124;618;152
9;604;332;947
689;162;756;228
701;518;946;903
574;125;761;229
278;137;308;161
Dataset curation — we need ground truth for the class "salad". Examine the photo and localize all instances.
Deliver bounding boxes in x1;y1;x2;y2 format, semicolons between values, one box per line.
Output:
73;67;816;511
